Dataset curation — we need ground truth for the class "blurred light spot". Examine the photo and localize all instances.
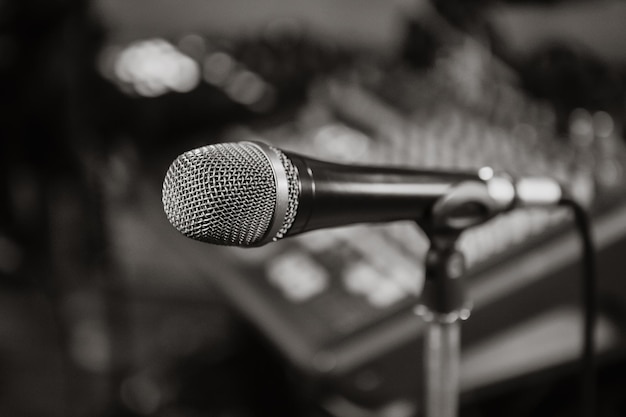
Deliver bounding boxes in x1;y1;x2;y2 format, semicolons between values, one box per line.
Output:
367;279;405;308
593;111;614;138
71;319;110;373
342;261;407;309
134;78;168;98
266;252;328;302
478;166;494;180
443;39;486;104
225;70;267;106
248;86;276;113
312;124;370;162
516;178;562;205
569;108;594;147
487;176;516;209
343;262;381;296
297;229;342;253
170;58;200;93
203;51;235;86
120;374;162;415
598;158;623;188
111;38;200;97
354;370;381;391
97;45;122;80
380;400;416;417
177;33;206;60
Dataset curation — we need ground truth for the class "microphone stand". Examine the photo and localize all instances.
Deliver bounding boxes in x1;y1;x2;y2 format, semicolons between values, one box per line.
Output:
415;230;469;417
414;181;500;417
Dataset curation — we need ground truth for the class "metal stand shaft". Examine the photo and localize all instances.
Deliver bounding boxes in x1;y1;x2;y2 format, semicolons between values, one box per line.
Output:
424;319;461;417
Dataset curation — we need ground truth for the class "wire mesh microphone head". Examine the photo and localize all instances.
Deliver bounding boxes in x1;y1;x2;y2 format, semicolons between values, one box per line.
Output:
162;141;300;247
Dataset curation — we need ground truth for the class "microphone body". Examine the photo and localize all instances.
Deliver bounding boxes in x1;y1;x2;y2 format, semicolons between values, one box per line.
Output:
286;151;483;236
162;141;563;247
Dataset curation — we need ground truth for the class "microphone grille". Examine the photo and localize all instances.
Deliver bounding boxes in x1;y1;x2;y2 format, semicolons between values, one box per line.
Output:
162;142;299;246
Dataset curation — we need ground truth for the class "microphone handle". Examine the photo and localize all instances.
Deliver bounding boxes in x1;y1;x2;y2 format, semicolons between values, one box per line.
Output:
286;152;484;236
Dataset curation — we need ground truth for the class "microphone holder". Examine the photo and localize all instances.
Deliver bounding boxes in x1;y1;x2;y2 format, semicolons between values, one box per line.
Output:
414;230;469;417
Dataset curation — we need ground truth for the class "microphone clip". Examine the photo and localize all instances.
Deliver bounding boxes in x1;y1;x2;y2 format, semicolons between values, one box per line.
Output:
419;178;513;236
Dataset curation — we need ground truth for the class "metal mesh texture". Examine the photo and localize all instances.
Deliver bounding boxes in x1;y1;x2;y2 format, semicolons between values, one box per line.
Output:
162;142;299;246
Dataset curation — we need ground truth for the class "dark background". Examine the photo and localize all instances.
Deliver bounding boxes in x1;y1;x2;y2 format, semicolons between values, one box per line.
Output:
1;1;626;416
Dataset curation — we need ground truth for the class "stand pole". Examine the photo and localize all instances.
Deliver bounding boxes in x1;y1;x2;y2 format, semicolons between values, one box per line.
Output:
424;318;461;417
412;178;511;416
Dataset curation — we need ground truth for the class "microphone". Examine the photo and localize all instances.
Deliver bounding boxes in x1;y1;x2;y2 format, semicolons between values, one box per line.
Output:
162;141;563;247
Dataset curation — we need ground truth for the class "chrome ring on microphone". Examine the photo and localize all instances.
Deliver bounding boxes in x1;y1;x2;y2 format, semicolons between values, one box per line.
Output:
246;141;291;246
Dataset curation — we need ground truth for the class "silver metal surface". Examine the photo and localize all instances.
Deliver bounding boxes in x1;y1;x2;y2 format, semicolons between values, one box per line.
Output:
246;142;290;245
424;321;461;417
162;141;300;246
273;144;300;240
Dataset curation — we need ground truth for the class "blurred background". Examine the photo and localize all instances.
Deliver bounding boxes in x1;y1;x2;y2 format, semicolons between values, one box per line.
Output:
2;0;626;416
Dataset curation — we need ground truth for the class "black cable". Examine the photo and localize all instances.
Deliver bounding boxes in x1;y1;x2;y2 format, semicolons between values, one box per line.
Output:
560;197;597;417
